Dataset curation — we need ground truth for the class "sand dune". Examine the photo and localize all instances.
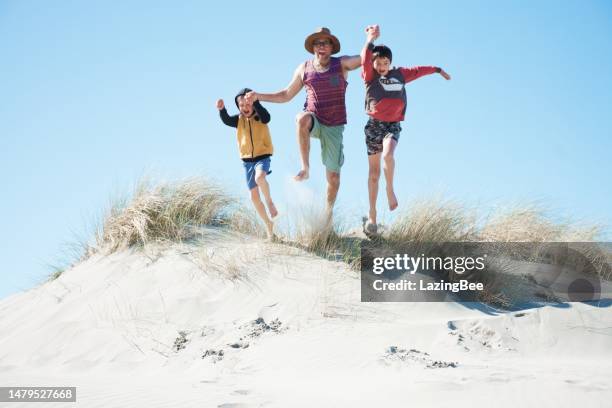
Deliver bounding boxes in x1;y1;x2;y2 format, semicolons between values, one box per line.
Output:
1;228;611;407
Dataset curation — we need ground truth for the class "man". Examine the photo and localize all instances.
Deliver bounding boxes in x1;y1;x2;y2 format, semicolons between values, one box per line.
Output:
246;27;364;217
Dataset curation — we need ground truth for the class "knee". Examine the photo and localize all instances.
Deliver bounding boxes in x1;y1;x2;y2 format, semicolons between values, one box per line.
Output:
295;112;312;130
369;168;380;182
382;150;395;163
328;173;340;188
255;172;266;185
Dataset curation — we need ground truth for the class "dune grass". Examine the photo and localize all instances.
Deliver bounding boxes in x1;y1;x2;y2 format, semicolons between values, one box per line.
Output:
387;200;478;243
277;204;363;269
385;199;603;245
96;177;264;253
51;176;607;308
365;198;607;307
479;207;602;242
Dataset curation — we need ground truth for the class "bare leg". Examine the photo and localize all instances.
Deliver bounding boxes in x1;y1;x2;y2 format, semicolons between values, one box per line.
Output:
255;169;277;218
294;112;312;181
382;137;398;211
250;187;274;239
367;153;381;225
325;170;341;224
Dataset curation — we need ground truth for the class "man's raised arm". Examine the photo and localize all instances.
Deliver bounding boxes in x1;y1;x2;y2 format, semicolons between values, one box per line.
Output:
341;54;362;71
246;64;305;104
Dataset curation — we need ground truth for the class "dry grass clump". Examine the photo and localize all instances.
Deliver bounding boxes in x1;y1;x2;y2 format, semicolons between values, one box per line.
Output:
293;220;344;256
369;198;608;307
387;199;603;245
221;206;266;238
280;207;361;266
386;199;478;253
298;225;356;260
98;178;259;251
480;207;602;242
477;206;607;282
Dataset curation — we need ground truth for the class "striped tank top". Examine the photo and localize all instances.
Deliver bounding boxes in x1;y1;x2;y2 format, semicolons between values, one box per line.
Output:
303;57;347;126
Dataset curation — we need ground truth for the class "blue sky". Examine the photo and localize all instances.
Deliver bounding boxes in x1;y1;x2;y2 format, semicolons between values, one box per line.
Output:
1;0;611;299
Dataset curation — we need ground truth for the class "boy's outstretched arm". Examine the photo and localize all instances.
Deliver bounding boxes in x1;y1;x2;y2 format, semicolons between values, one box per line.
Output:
216;99;239;128
252;101;271;124
361;24;380;82
400;66;451;83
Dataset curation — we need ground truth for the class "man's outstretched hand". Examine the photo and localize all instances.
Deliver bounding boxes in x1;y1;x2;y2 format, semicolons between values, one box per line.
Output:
439;69;451;80
216;99;225;110
365;24;380;43
245;91;258;104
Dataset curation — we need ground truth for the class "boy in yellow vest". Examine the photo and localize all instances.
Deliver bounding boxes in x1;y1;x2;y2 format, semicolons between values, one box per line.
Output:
216;88;277;240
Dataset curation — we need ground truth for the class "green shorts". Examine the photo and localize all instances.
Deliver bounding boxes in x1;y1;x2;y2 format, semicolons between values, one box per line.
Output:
309;114;345;173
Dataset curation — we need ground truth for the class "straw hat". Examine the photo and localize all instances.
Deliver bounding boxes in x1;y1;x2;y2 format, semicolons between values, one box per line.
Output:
304;27;341;54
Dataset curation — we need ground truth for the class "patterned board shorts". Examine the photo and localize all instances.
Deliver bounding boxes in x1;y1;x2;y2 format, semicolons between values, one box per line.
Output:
364;118;401;155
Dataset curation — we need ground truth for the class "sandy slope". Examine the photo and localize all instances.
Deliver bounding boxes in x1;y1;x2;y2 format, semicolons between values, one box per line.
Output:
1;228;611;407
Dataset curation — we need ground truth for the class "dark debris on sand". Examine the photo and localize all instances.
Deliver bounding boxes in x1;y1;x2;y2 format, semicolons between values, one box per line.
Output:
384;346;458;369
173;331;189;352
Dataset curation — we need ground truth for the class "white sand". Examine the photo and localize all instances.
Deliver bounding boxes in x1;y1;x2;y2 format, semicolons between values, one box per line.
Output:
1;228;611;407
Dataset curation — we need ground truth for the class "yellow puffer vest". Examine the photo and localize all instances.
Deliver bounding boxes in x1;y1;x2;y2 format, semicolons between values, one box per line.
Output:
237;115;273;159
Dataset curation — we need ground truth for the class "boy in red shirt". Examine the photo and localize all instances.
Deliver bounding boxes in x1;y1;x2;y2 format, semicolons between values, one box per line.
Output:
361;25;451;235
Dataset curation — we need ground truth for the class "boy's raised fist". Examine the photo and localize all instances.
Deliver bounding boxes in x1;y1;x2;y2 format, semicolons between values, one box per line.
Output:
216;99;224;110
366;25;380;42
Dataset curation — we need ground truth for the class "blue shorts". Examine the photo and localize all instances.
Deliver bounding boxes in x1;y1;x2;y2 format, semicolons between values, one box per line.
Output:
243;156;272;190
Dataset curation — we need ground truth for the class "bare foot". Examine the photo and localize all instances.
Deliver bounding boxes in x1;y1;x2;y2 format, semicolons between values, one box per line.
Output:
362;216;378;236
368;211;377;227
265;221;275;241
294;168;310;181
387;189;398;211
267;201;278;218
